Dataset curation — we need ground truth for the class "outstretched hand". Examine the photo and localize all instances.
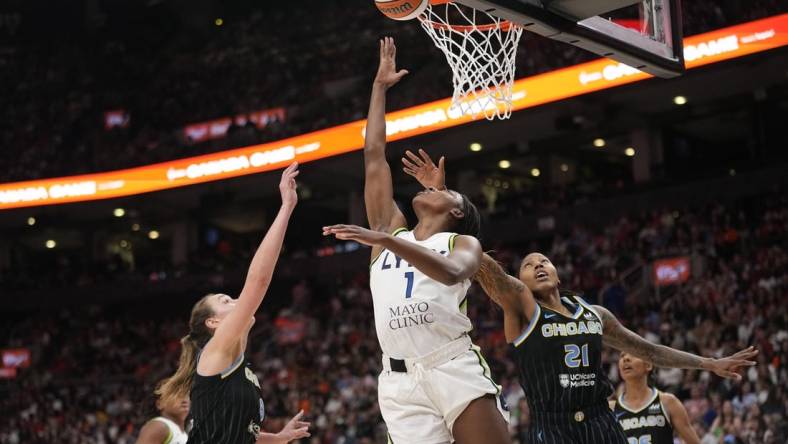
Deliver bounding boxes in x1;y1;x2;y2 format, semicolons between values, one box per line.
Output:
279;162;299;209
323;224;388;247
402;148;446;190
704;346;758;381
374;37;409;89
270;410;310;443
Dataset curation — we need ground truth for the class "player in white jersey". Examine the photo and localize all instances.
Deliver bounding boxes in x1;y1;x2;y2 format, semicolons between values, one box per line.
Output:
135;388;189;444
323;38;510;444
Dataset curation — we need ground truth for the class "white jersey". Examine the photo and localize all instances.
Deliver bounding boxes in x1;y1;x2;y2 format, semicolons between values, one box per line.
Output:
151;416;188;444
369;229;473;358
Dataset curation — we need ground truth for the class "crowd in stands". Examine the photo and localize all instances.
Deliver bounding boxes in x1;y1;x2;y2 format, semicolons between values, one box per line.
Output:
1;188;785;443
1;0;784;182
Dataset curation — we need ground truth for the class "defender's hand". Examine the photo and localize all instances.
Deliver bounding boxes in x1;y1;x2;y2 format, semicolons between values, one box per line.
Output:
402;148;446;190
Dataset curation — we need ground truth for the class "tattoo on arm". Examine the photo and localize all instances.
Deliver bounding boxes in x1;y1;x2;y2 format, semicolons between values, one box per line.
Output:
598;306;707;370
475;254;525;311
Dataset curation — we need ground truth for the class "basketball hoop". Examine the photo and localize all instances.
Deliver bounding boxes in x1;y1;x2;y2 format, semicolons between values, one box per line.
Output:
418;0;523;120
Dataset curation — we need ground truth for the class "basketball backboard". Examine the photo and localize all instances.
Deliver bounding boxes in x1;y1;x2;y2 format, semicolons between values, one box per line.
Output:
454;0;685;78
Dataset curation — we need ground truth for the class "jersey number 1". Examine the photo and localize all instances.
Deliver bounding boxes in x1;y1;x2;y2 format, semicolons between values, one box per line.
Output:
404;271;414;299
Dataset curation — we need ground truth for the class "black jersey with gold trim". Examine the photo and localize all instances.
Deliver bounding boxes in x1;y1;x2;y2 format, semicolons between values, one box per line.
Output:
613;389;674;444
188;355;264;444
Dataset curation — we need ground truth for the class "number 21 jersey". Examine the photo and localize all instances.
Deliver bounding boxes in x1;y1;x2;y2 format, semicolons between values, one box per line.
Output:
511;295;614;412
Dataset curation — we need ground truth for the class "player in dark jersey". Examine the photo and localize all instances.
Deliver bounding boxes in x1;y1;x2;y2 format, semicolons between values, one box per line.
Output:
611;352;700;444
474;251;757;444
397;148;758;443
156;163;310;444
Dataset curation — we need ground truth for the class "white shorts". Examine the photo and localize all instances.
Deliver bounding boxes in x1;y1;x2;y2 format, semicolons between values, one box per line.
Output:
378;339;510;444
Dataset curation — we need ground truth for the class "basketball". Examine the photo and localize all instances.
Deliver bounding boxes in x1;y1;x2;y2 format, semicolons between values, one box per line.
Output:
375;0;429;21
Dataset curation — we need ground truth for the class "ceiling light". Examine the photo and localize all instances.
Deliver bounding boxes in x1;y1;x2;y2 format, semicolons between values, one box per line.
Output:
498;160;511;169
625;147;636;157
113;208;125;217
531;168;541;177
593;138;606;148
673;95;687;105
469;142;482;152
148;230;160;240
45;240;56;249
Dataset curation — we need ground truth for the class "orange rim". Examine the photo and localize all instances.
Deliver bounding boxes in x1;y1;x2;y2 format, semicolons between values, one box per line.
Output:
422;1;517;32
419;18;516;32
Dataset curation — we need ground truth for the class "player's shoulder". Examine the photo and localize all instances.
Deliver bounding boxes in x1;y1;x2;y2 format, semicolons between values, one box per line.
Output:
658;390;683;414
138;417;170;441
658;390;680;404
450;233;481;250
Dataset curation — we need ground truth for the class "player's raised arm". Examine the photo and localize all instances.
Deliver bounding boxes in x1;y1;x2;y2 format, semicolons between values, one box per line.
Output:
475;253;538;343
595;304;758;380
201;163;299;368
364;37;409;236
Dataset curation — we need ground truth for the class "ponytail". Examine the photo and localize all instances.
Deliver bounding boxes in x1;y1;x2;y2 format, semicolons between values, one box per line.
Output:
156;335;201;406
156;294;215;406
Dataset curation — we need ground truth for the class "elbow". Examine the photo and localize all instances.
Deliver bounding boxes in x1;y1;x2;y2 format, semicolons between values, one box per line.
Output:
364;142;384;154
440;268;465;286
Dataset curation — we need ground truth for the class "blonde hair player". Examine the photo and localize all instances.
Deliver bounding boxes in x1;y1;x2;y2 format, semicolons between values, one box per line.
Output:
156;163;310;444
403;149;758;444
611;352;701;444
134;388;189;444
323;38;510;444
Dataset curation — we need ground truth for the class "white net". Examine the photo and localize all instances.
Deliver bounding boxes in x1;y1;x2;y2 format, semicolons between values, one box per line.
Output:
418;2;523;120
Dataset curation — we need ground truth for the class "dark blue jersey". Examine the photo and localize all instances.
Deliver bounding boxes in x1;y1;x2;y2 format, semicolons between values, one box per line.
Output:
614;389;674;444
511;295;614;413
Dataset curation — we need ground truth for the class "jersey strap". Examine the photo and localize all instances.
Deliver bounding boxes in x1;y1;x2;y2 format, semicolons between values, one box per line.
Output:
220;353;245;379
151;417;179;444
513;304;541;347
574;296;603;326
658;391;672;425
369;227;409;269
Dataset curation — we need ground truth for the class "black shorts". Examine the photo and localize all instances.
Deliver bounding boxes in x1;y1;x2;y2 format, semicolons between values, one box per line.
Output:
529;404;627;444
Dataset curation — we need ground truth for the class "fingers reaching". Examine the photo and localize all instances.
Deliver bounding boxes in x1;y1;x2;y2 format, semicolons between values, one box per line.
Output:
402;157;421;172
417;149;436;168
718;370;743;381
732;346;758;360
292;427;310;439
289;410;304;423
405;150;425;167
281;162;300;180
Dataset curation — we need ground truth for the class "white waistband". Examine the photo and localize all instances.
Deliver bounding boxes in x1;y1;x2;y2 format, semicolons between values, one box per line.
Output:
382;334;472;372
